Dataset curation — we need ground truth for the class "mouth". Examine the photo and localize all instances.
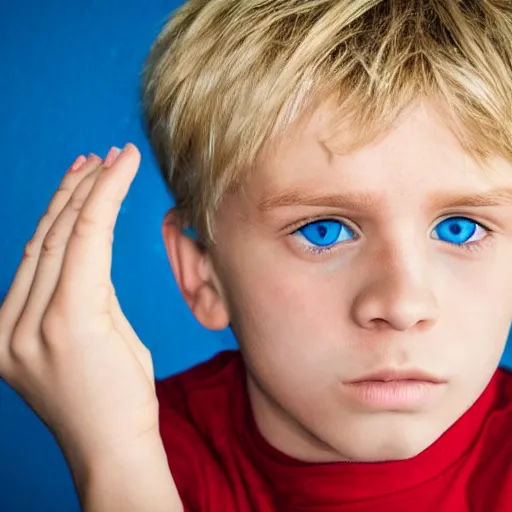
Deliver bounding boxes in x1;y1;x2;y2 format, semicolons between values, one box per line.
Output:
348;369;446;385
342;369;446;410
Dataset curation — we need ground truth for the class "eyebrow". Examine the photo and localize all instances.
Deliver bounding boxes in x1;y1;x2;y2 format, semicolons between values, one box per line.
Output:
257;187;512;211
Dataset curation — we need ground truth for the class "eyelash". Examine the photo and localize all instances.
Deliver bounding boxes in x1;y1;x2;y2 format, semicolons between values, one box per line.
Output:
289;216;494;256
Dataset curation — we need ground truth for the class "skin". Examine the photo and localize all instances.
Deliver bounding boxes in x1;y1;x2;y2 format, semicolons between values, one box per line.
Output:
163;99;512;463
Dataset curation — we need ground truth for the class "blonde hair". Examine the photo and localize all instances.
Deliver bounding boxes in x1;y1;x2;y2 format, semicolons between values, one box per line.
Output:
140;0;512;245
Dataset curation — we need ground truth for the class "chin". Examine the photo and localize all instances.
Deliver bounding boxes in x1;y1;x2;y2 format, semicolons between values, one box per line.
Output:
337;440;427;463
355;443;427;463
327;418;441;463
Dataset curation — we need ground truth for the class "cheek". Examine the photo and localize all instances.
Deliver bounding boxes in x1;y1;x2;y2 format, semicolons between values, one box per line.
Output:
435;258;511;376
224;254;360;403
442;250;512;325
227;251;347;344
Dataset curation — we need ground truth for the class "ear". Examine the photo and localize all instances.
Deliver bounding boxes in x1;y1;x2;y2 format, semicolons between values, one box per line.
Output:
162;209;230;331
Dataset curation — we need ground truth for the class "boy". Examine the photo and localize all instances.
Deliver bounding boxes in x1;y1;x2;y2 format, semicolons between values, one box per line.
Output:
1;0;512;510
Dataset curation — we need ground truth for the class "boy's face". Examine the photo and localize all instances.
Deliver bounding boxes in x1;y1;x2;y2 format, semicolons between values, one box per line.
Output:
208;100;512;462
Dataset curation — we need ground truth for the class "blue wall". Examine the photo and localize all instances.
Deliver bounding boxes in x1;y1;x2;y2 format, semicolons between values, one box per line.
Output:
0;2;237;511
0;2;511;511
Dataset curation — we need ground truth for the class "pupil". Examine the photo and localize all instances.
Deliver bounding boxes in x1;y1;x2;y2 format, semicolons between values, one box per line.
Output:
450;223;462;235
317;225;327;238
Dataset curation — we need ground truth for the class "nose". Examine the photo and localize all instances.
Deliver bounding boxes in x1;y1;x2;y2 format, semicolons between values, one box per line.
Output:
351;245;440;332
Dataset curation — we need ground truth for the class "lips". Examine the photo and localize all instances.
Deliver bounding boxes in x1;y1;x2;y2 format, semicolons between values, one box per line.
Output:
348;369;446;385
342;369;446;409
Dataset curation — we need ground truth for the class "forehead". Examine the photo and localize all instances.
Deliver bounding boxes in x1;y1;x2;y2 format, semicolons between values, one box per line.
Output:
250;99;512;197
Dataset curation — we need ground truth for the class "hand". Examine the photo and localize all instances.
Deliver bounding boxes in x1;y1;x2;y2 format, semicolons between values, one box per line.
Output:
0;144;159;470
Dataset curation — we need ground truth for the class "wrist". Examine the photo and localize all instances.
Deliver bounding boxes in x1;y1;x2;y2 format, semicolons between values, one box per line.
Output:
65;430;166;488
72;435;183;512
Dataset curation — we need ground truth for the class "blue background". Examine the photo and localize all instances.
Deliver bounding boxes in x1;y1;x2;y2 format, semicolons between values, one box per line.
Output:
0;2;511;511
0;2;237;510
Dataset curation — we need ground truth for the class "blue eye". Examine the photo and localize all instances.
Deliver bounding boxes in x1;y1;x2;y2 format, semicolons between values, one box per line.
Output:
295;219;355;248
433;217;485;245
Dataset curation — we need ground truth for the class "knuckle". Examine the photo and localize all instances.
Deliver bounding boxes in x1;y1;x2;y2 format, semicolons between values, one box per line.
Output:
23;238;39;259
45;294;84;334
41;307;67;341
45;293;70;318
73;212;98;239
9;337;25;363
56;183;74;198
41;228;65;256
9;328;36;364
69;191;88;213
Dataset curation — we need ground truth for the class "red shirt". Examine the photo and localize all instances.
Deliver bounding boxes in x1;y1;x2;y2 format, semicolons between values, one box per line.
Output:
156;350;512;511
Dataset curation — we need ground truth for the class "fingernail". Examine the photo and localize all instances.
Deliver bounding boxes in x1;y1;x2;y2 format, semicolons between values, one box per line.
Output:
69;155;87;172
103;146;122;168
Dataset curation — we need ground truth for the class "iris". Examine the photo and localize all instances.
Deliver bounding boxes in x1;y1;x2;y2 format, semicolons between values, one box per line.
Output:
297;217;482;249
433;217;477;245
298;220;355;247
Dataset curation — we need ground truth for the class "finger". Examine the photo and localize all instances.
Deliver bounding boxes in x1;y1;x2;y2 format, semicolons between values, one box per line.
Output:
19;166;106;335
20;145;122;336
57;143;140;317
0;155;103;338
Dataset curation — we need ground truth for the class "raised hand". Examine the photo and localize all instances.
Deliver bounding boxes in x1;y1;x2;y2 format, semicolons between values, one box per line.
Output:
0;145;160;473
